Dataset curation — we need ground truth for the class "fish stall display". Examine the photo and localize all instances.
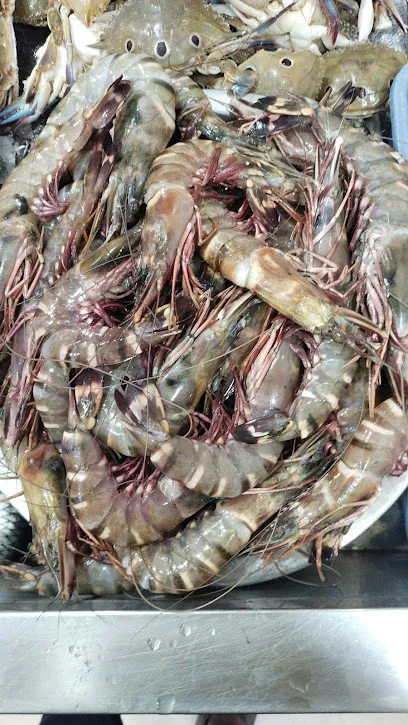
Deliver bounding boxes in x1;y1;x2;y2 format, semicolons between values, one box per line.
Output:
0;0;407;599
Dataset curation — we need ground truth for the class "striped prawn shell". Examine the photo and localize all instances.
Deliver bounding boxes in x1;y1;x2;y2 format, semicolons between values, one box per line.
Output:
289;337;358;439
63;426;207;547
341;397;407;477
265;398;408;551
127;488;288;593
41;325;142;368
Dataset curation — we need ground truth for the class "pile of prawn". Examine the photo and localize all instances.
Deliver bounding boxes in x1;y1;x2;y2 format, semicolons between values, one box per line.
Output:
0;0;407;600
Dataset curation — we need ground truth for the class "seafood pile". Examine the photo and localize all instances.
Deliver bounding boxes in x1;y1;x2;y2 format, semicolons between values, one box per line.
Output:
0;0;408;600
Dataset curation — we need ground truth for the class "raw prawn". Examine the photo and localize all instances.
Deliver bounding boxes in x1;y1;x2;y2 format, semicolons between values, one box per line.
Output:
117;320;301;497
235;337;358;442
136;137;300;314
0;424;74;598
251;397;408;559
104;61;176;236
233;319;302;441
63;425;208;546
0;75;131;326
156;292;269;435
198;228;380;353
5;230;142;445
308;102;408;399
125;487;289;592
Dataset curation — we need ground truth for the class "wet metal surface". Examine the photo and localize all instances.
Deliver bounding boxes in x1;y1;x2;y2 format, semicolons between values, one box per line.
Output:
0;551;408;714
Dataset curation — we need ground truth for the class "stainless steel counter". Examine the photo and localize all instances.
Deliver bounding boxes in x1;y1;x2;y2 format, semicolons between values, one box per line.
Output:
1;550;407;714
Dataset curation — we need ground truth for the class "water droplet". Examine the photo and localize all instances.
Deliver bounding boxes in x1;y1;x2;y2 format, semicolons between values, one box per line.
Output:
180;623;191;637
169;638;177;648
208;627;216;636
147;637;161;651
156;694;175;714
69;645;75;654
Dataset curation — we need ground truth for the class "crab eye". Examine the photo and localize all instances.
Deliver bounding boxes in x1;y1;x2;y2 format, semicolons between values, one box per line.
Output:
155;40;170;59
280;57;293;67
125;38;133;52
190;33;201;47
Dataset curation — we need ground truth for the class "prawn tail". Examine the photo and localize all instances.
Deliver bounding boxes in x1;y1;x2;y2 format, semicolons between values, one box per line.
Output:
114;385;169;454
232;411;296;444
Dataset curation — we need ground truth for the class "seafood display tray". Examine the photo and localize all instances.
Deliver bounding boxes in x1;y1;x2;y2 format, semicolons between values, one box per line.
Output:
2;20;408;718
0;549;407;714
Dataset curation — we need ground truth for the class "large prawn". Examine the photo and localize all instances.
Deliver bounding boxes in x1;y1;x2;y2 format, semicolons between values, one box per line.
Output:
5;229;142;446
0;74;131;330
63;425;209;547
117;315;301;498
277;97;408;401
0;423;74;598
134;137;301;318
248;397;408;562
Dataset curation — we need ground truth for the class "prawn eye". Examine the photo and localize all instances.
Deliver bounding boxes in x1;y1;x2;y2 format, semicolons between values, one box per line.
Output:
125;38;133;52
389;77;394;87
280;57;293;67
155;40;170;59
190;33;201;47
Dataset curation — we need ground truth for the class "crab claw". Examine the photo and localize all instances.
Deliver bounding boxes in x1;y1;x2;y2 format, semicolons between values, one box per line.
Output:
358;0;375;40
0;97;38;129
319;0;340;44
